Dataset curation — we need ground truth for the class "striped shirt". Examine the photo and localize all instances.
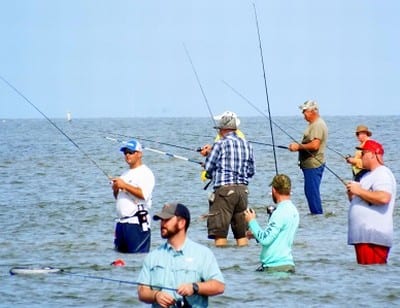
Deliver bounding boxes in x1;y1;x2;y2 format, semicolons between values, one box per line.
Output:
204;132;255;188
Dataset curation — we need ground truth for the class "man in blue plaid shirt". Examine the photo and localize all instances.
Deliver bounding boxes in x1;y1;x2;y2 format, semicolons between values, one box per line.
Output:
204;113;255;247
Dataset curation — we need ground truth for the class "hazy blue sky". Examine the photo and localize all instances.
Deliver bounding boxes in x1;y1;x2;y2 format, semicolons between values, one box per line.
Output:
1;1;399;119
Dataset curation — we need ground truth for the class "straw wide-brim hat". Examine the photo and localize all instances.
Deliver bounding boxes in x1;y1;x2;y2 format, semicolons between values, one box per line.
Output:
355;125;372;137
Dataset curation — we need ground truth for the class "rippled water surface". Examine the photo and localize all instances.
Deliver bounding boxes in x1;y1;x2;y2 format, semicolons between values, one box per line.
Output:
1;116;400;307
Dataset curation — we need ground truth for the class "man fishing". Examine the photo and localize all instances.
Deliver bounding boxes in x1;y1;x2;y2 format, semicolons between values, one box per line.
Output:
111;139;155;253
244;174;300;273
288;100;328;215
346;140;397;264
137;203;225;307
203;113;255;247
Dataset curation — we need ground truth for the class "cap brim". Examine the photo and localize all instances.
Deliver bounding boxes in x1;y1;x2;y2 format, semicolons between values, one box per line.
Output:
153;213;175;221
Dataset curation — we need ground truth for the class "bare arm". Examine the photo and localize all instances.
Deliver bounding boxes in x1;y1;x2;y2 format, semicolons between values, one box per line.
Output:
176;280;225;297
346;182;391;205
137;285;175;308
288;139;321;152
111;178;144;199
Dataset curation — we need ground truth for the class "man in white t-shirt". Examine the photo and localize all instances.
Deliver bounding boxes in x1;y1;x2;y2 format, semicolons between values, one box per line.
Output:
111;139;155;253
346;140;396;264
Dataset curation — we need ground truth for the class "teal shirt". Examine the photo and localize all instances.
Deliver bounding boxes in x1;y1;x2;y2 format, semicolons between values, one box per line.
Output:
137;237;224;308
248;200;299;267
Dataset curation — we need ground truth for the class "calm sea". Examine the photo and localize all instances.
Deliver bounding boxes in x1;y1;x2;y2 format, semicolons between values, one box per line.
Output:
1;116;400;307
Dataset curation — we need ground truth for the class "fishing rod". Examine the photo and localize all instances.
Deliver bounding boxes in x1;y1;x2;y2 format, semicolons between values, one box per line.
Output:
182;133;288;150
249;140;288;150
99;131;200;153
183;44;218;128
9;266;177;292
145;147;203;166
63;272;179;292
253;3;279;175
222;81;347;186
105;137;203;166
0;75;111;179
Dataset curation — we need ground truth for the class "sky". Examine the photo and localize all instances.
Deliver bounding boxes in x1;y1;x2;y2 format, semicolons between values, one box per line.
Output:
0;0;399;119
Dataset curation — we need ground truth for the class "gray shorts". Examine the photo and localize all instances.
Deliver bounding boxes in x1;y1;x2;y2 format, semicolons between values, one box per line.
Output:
207;184;248;239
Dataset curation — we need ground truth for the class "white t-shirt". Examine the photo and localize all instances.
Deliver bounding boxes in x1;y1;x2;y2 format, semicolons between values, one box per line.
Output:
348;165;397;247
116;164;155;220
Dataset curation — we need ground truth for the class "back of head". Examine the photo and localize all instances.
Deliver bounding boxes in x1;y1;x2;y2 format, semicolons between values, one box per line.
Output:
270;174;291;195
214;111;241;127
213;114;237;130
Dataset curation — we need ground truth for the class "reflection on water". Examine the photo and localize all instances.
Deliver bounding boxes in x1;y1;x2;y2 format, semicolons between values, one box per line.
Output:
1;116;400;307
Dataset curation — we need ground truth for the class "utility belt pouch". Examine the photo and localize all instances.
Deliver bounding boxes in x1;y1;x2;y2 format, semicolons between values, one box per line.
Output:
135;209;149;231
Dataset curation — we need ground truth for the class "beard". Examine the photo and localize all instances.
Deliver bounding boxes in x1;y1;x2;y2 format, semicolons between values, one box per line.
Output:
161;222;180;239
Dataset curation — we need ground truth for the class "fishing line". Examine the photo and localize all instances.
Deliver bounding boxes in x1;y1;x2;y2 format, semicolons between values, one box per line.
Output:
183;44;218;128
0;75;111;180
253;3;279;175
223;80;347;186
105;137;203;166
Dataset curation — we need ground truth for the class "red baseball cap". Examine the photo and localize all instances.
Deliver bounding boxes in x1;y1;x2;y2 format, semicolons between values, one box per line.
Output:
356;140;384;155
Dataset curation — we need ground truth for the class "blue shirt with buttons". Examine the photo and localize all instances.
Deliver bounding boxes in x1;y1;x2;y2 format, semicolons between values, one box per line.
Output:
137;237;224;307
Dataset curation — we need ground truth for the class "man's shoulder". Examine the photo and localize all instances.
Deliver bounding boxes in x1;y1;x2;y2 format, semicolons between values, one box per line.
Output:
185;238;214;255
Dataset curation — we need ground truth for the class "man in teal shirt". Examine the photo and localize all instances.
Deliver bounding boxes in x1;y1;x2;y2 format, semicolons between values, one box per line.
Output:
137;202;225;307
244;174;300;273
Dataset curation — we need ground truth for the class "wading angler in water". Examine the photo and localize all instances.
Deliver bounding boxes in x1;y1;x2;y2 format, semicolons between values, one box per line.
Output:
203;113;255;247
288;100;328;215
346;140;397;265
137;203;225;307
244;174;299;273
111;139;155;253
346;125;372;182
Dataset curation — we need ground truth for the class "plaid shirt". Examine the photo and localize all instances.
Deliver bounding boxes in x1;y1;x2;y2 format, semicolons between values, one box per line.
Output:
204;132;255;188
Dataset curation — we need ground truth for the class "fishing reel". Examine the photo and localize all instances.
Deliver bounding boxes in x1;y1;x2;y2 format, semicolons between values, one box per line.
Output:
175;297;192;308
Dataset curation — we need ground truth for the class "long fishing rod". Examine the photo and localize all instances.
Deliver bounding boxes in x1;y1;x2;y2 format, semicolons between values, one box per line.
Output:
105;137;203;166
253;3;279;175
63;272;178;292
99;131;200;153
0;75;111;179
223;81;347;186
9;266;177;292
182;133;288;150
183;44;218;128
249;140;288;150
145;147;203;166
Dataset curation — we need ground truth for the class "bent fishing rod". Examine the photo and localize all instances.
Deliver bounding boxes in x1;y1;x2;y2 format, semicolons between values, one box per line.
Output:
253;3;279;175
0;75;111;179
105;137;203;166
223;81;347;186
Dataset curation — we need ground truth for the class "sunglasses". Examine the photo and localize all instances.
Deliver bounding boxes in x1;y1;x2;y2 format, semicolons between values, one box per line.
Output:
123;150;137;155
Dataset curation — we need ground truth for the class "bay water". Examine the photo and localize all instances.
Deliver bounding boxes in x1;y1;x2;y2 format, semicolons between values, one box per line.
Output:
1;116;400;307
